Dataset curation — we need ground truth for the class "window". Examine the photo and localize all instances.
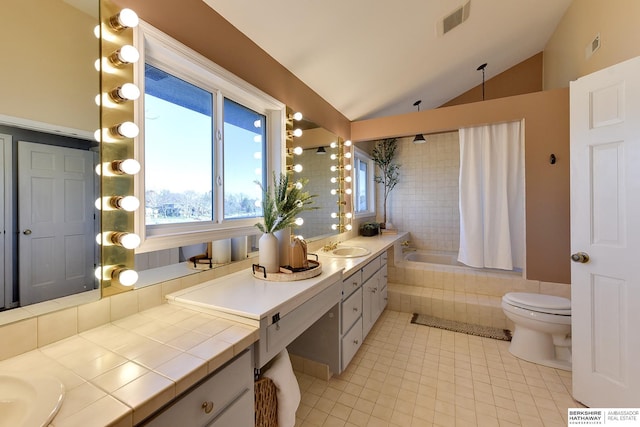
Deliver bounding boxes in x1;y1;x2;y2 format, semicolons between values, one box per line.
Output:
136;23;284;252
353;147;375;216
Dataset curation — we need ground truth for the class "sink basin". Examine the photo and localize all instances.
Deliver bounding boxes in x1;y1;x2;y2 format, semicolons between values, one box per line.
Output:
331;246;371;258
0;373;64;427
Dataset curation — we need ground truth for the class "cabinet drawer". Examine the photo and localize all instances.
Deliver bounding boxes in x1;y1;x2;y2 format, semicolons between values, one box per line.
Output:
342;271;362;299
362;257;381;282
341;317;363;370
144;350;252;426
341;287;362;335
207;387;253;426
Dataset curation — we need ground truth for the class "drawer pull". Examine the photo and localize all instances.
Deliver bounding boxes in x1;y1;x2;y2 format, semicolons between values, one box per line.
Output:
353;307;358;313
202;401;214;414
352;282;358;287
372;287;377;294
353;339;359;345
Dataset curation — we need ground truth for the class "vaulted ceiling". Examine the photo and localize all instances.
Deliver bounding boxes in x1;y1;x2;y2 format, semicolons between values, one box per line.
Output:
204;0;572;121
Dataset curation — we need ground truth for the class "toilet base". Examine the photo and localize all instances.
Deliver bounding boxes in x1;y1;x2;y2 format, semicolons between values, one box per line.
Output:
508;326;572;371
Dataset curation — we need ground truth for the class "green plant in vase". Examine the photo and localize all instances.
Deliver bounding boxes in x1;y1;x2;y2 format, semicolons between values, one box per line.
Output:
255;172;316;272
372;138;400;228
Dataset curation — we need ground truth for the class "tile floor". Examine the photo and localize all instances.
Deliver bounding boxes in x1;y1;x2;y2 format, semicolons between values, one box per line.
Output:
294;310;583;427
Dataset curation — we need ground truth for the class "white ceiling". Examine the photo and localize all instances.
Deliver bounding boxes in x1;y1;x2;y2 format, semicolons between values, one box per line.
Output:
204;0;572;121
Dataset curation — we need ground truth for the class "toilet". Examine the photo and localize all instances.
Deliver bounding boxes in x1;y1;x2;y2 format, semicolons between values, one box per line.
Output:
501;292;572;371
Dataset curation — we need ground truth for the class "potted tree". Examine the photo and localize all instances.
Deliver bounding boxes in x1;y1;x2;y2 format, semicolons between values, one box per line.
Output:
372;138;400;228
255;172;316;272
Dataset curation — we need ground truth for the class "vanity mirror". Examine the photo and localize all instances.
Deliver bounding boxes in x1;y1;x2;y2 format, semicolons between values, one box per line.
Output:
0;0;101;317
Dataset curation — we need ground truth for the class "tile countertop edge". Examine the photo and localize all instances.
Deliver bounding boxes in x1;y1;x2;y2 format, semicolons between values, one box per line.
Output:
0;304;259;427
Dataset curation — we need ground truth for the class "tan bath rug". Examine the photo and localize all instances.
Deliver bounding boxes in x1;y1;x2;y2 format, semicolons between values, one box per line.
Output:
411;313;512;341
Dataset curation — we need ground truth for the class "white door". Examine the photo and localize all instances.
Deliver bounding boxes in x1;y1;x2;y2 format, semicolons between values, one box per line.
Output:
570;56;640;407
18;141;95;305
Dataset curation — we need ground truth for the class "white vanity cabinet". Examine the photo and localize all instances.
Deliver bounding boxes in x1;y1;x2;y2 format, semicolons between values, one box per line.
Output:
362;253;388;338
141;349;253;427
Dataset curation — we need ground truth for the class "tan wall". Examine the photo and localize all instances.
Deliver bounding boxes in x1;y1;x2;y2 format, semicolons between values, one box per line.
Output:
351;89;571;284
113;0;350;140
544;0;640;90
0;0;99;132
441;53;543;107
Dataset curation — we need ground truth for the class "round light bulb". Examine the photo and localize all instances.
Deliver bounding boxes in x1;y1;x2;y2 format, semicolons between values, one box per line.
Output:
294;181;303;190
330;142;337;149
345;152;352;159
293;164;303;173
111;83;140;102
331;189;338;195
94;94;101;106
94;58;101;72
346;212;353;219
94;266;103;280
346;224;353;231
330;166;337;172
345;164;352;171
331;224;338;230
345;176;352;183
118;232;141;249
116;268;138;287
345;188;353;195
93;25;100;39
115;8;139;29
330;154;337;160
293;128;303;137
294;217;304;226
95;233;104;245
95;164;102;176
94;129;101;142
95;198;102;210
110;45;139;65
292;112;303;121
331;212;338;218
293;146;303;155
116;159;141;175
344;140;352;147
112;121;139;138
118;196;140;212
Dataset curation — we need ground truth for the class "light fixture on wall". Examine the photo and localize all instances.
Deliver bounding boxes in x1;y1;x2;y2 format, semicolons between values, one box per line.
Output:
477;62;487;100
316;146;326;154
412;100;426;144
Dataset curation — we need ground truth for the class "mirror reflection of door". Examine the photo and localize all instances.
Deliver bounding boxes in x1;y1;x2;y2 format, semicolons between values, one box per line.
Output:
18;141;96;305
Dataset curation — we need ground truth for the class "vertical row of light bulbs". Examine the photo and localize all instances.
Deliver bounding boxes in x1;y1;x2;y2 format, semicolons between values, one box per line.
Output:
95;3;142;294
330;139;353;232
285;109;306;229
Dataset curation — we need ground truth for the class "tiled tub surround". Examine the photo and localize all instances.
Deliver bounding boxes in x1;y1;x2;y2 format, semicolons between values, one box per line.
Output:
387;251;571;331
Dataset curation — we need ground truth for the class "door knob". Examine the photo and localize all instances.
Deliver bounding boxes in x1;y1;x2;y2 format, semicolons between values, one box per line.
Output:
23;229;32;235
571;252;590;263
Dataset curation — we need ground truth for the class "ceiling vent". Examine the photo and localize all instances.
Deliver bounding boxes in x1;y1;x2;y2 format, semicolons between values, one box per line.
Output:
438;1;471;36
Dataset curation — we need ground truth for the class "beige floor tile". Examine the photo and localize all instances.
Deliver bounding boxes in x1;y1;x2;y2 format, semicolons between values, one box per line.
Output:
294;311;583;427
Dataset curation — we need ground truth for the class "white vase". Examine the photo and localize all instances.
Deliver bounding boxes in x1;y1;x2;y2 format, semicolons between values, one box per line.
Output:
258;232;279;273
274;227;291;267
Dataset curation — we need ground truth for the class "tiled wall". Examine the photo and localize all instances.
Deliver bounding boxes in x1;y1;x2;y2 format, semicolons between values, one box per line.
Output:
296;148;336;238
378;132;461;251
387;257;571;330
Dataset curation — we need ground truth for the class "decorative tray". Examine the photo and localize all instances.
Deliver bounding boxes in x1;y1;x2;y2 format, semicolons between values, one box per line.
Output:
251;259;322;282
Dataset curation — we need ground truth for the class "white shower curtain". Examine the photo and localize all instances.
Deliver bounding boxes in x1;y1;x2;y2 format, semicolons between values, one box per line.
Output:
458;121;525;270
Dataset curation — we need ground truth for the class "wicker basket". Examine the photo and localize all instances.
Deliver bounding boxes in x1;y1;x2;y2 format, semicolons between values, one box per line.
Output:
255;376;278;427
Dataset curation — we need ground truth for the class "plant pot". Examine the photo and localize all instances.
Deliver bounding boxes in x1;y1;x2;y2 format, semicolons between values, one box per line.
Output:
258;232;279;273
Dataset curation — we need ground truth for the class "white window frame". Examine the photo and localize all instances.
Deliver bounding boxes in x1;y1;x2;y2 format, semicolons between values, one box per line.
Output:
353;146;375;217
133;22;285;253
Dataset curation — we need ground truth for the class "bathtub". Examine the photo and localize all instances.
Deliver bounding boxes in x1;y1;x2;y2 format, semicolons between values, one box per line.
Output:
403;250;464;266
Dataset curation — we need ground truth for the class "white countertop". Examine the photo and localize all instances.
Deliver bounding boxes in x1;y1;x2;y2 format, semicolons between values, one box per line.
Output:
166;233;407;326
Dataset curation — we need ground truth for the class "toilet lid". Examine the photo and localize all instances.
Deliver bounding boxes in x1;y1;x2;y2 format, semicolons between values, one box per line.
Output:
503;292;571;315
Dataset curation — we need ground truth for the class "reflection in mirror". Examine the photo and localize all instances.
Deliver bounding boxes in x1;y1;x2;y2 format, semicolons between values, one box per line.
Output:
293;125;341;240
0;0;100;318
